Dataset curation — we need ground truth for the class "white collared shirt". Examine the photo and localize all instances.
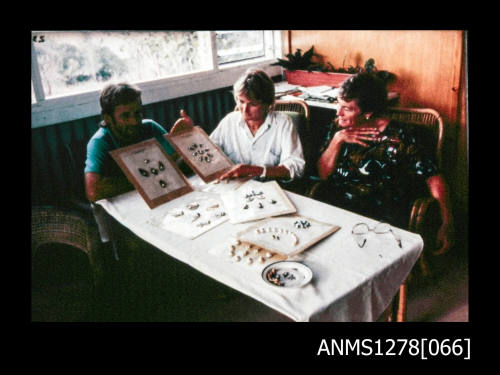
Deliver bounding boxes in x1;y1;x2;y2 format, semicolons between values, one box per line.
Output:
209;111;305;179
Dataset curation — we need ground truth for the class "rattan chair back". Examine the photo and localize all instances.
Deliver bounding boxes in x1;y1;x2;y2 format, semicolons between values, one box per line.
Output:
273;99;310;132
385;107;444;169
31;205;101;286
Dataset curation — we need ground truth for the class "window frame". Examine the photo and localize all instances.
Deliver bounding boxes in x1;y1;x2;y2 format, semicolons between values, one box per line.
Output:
31;30;284;128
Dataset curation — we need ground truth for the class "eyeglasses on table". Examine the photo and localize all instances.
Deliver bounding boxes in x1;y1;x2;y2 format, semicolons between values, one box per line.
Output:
351;222;402;248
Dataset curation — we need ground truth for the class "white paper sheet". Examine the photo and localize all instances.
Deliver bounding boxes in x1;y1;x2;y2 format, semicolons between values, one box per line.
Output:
220;179;296;224
146;190;229;239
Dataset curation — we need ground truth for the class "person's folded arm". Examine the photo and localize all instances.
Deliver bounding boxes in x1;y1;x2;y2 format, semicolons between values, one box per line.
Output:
85;172;134;203
318;137;342;180
318;126;378;180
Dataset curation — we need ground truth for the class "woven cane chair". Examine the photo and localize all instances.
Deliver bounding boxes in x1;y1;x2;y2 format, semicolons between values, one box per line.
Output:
386;107;444;275
308;107;445;322
385;107;444;322
273;100;314;195
32;205;102;288
273;99;312;174
273;99;310;133
233;99;310;134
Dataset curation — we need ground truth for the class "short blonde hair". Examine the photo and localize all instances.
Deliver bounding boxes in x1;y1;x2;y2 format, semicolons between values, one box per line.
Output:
233;68;275;107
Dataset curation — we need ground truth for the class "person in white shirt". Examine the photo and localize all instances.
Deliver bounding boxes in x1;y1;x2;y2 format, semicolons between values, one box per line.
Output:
210;68;305;181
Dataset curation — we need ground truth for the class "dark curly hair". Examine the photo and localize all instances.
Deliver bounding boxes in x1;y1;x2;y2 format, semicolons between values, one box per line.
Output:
99;82;142;117
338;72;388;116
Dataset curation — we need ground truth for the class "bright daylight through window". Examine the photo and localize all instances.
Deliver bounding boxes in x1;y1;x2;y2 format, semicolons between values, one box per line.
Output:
31;30;282;128
216;31;266;64
32;31;213;98
32;30;280;100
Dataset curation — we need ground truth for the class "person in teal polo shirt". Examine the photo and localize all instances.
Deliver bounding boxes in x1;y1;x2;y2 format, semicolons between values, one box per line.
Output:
85;82;193;258
85;82;192;203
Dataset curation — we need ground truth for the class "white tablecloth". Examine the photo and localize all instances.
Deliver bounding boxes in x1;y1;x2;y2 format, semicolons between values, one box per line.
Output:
97;176;423;322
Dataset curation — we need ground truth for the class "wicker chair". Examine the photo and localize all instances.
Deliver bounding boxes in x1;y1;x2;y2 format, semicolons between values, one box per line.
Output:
32;205;102;288
233;99;310;134
387;107;444;322
273;99;310;133
308;107;445;322
274;99;311;166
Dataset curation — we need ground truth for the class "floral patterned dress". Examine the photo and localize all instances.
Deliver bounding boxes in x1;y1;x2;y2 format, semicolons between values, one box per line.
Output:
316;120;439;227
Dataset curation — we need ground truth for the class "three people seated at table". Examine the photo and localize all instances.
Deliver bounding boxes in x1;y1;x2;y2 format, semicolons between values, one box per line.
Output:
315;72;454;255
84;70;453;256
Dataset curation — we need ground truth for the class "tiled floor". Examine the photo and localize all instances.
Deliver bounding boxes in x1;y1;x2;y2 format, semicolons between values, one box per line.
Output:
31;234;468;323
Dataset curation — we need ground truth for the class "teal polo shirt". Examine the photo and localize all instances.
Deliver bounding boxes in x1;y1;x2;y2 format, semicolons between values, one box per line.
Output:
85;119;175;177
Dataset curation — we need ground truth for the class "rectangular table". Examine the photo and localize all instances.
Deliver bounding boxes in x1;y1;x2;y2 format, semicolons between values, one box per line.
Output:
96;176;423;322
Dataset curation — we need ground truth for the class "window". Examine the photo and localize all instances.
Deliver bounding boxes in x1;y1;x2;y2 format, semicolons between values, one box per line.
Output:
32;31;213;98
216;31;267;65
31;30;283;127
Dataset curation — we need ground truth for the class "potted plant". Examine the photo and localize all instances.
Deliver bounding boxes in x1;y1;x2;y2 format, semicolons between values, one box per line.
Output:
272;46;394;87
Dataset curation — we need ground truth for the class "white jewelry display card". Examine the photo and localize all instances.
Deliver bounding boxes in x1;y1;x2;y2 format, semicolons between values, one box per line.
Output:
220;179;296;224
235;215;341;257
165;126;234;183
110;139;193;209
146;191;229;239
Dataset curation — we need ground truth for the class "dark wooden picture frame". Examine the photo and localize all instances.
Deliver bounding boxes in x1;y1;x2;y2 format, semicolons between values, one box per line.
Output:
165;126;233;183
110;138;193;209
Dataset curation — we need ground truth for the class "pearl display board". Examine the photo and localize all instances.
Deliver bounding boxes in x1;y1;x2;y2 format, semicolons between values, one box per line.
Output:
208;236;287;270
220;179;296;224
146;191;229;239
110;138;193;209
165;126;234;183
235;215;341;257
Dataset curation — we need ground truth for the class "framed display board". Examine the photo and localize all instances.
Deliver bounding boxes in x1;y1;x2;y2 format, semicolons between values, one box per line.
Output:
165;126;234;183
235;215;341;258
110;138;193;209
220;179;297;224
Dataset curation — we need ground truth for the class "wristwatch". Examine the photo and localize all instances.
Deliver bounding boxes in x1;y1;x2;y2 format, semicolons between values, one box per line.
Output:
260;166;267;178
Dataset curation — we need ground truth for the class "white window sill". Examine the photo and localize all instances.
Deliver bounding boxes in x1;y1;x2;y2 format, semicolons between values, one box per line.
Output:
31;62;283;129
